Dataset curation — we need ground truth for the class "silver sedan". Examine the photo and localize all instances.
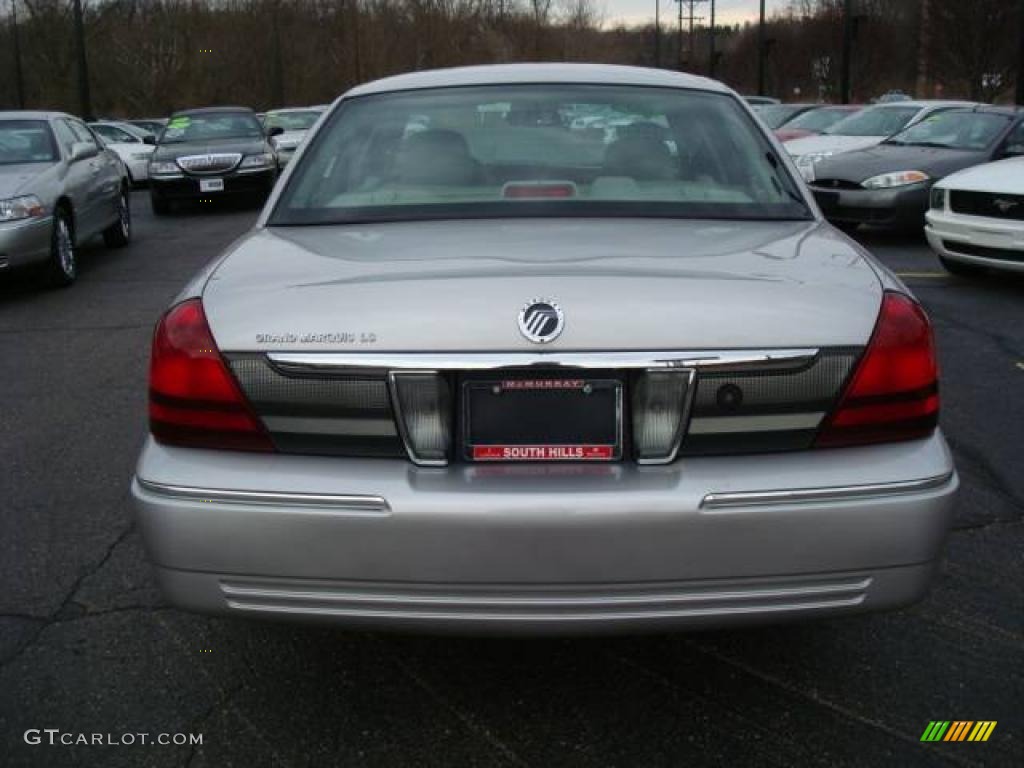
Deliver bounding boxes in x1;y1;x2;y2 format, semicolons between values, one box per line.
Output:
0;111;131;286
132;65;958;634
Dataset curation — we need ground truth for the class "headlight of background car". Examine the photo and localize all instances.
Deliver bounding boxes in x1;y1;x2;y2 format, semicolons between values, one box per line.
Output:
149;160;181;176
239;153;275;170
862;170;930;190
0;195;46;223
930;186;946;210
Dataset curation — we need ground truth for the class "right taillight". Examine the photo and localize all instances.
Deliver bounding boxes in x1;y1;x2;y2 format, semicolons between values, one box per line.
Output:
815;291;938;448
149;298;273;452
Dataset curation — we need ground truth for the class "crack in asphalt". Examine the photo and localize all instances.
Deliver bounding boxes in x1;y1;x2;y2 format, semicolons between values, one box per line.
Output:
928;306;1024;365
385;643;532;768
944;435;1024;526
682;640;981;768
0;519;135;672
182;679;247;768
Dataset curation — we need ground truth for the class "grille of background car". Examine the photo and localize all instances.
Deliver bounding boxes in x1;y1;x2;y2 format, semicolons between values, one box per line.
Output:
949;191;1024;221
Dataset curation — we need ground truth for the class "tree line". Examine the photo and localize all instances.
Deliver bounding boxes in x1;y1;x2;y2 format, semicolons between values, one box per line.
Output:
0;0;1019;118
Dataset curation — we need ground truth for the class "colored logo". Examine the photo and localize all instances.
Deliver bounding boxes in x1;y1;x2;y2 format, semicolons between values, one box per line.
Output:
920;721;997;742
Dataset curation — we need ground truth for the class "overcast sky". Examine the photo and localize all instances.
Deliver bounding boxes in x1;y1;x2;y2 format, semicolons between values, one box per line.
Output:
603;0;788;27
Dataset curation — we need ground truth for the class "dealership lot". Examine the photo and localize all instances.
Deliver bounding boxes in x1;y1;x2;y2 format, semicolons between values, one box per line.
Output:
0;193;1021;767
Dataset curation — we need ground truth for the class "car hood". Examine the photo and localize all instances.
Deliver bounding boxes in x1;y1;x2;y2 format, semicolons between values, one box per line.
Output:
152;136;268;162
935;155;1024;194
0;162;54;197
202;219;883;352
785;135;886;158
811;144;989;184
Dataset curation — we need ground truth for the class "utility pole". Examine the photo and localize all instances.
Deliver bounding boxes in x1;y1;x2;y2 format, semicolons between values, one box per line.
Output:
11;0;26;108
675;0;705;71
840;0;853;104
676;0;683;71
655;0;660;68
708;0;716;79
757;0;766;96
1017;0;1024;105
71;0;92;119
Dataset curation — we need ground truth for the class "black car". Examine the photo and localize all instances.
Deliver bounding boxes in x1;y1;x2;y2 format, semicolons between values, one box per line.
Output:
807;106;1024;231
148;106;282;214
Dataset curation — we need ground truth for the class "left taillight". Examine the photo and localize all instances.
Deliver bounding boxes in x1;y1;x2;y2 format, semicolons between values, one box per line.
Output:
149;298;273;452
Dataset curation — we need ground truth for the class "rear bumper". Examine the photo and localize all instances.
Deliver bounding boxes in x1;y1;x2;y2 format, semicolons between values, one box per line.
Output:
0;215;52;270
811;183;930;229
132;433;958;633
150;169;275;200
925;210;1024;273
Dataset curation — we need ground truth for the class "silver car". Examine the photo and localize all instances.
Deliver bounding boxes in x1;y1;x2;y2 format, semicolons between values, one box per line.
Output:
132;65;958;634
0;111;131;286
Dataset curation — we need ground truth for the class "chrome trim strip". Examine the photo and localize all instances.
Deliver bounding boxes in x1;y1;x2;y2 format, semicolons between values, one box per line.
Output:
135;478;390;512
261;415;397;437
268;349;819;374
689;412;825;435
700;472;955;510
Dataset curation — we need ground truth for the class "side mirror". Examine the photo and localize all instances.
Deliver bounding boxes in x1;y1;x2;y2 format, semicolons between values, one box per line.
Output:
143;135;156;145
69;142;97;163
267;126;285;138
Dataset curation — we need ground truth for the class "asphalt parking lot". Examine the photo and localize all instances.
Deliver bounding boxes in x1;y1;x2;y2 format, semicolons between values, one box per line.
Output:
0;192;1021;768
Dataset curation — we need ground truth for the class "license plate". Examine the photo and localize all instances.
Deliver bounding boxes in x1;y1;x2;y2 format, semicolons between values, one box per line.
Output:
464;378;622;462
199;178;224;192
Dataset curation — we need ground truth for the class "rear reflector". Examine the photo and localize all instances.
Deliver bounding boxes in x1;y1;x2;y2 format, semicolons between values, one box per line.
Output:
388;372;451;465
632;370;696;463
149;299;273;452
815;292;938;448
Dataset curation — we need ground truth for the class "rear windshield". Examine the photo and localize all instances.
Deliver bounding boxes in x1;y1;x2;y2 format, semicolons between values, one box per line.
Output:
265;111;322;131
270;84;809;226
757;105;807;129
885;111;1011;150
0;120;59;165
784;107;859;133
824;106;920;137
158;113;263;144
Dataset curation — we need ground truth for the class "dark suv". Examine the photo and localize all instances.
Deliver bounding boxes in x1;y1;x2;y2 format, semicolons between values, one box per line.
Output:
148;106;281;214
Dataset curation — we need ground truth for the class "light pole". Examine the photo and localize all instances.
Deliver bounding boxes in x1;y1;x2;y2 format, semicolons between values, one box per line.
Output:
840;0;853;103
757;0;766;95
71;0;92;119
708;0;716;78
655;0;660;68
10;0;26;108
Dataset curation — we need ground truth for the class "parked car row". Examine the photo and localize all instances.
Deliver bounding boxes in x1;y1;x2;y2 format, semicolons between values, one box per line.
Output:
765;99;1024;275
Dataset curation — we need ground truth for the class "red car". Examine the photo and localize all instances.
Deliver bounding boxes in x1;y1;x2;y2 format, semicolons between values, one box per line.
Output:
776;105;863;143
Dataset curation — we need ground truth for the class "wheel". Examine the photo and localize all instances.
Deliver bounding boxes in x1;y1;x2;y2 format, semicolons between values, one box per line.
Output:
150;191;170;215
103;187;131;247
44;209;76;287
939;255;985;277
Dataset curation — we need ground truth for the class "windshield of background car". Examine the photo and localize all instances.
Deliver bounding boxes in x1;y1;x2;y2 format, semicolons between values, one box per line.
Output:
265;111;322;131
785;107;857;132
885;111;1010;150
271;85;809;225
0;120;59;165
757;105;805;129
158;113;263;144
824;106;920;136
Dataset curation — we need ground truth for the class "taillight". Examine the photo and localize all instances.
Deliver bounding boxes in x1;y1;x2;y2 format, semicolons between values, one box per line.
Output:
815;292;938;448
149;299;273;452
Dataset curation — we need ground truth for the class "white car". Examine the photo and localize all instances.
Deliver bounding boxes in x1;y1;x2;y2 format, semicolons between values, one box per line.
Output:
88;121;156;184
262;107;325;165
786;101;975;181
926;152;1024;275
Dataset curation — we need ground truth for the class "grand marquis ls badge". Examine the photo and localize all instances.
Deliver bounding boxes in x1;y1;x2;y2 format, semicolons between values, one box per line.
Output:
518;299;564;344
